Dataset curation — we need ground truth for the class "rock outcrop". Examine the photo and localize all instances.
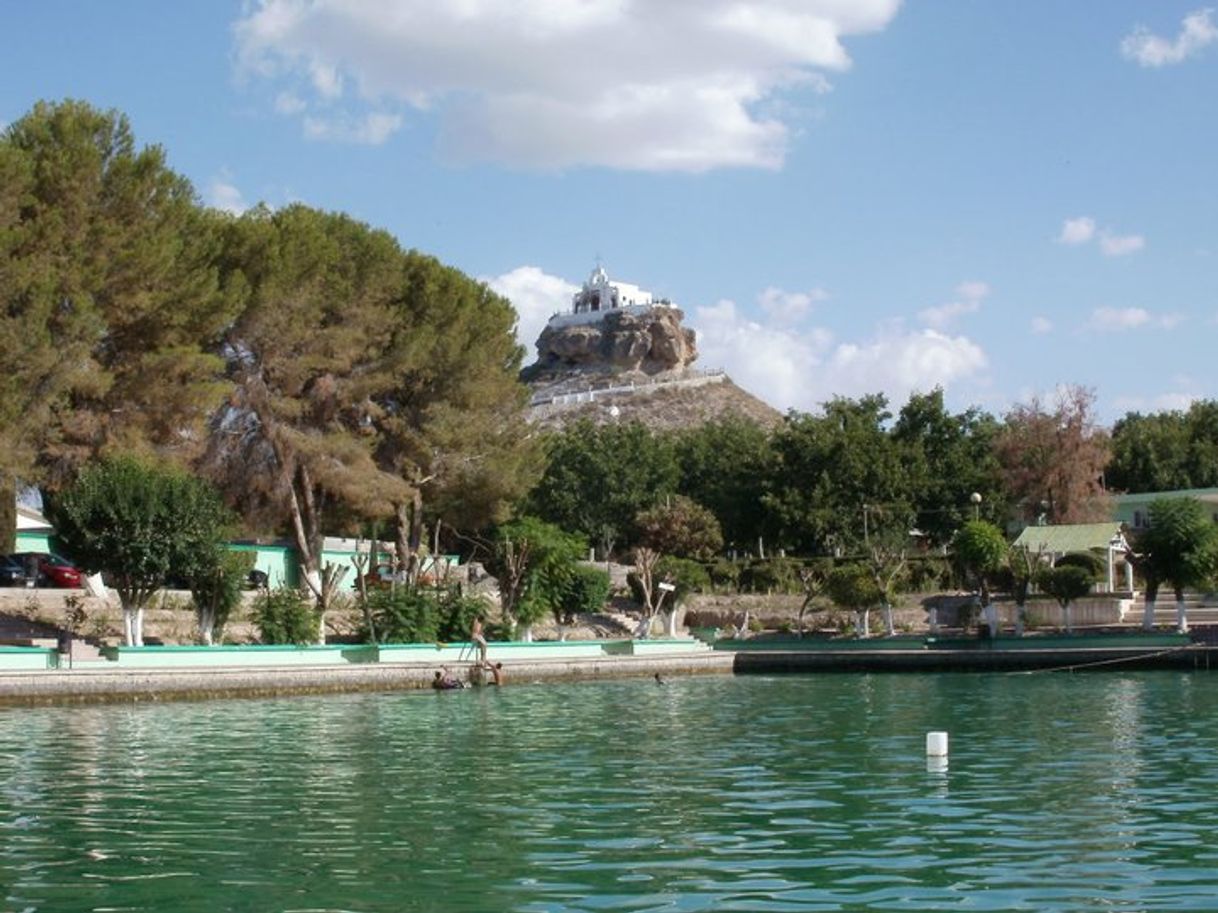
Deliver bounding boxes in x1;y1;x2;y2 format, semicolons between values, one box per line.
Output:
529;306;697;376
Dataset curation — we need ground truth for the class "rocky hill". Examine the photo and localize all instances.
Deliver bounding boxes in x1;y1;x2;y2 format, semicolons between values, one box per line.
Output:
525;305;697;376
520;274;780;433
525;368;782;432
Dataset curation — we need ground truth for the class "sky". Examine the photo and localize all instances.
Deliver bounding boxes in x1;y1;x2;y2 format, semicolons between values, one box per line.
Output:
2;1;1215;422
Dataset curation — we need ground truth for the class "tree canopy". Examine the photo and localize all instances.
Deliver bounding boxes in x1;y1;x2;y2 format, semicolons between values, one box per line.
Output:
49;455;232;645
0;100;237;489
1109;401;1218;493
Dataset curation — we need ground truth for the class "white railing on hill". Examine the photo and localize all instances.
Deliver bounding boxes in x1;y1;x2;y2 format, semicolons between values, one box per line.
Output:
529;369;726;408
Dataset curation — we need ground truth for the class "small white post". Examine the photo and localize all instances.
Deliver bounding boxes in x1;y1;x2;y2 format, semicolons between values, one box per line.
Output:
926;731;949;758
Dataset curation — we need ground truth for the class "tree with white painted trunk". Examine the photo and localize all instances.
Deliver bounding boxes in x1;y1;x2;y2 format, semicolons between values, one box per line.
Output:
1036;565;1094;634
1006;544;1046;636
826;563;883;639
1136;498;1218;634
951;520;1008;638
48;456;231;647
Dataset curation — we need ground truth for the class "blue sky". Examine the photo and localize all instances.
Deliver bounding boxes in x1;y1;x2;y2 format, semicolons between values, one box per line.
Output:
2;1;1215;421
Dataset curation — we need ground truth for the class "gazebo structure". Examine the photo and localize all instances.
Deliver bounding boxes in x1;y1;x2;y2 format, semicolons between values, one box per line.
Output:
1012;522;1134;593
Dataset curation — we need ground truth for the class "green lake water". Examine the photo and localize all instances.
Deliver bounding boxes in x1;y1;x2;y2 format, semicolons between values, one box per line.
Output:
3;671;1218;912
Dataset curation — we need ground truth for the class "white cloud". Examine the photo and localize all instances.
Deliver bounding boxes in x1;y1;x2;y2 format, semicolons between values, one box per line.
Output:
757;285;828;323
918;280;989;329
1113;391;1203;412
207;172;249;214
1121;8;1218;67
493;264;987;412
1058;216;1096;245
302;111;402;145
1087;307;1181;332
275;91;307;114
1098;231;1145;257
233;0;901;170
485;265;578;355
694;300;986;413
1030;316;1053;334
1058;216;1145;256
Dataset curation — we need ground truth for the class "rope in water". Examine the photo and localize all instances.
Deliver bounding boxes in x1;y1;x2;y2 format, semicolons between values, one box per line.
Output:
1011;642;1204;675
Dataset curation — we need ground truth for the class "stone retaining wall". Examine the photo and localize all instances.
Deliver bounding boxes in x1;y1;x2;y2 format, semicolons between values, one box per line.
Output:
0;652;734;707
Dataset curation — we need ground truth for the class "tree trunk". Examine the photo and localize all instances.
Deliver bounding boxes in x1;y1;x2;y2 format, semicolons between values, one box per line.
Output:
392;490;426;585
663;607;680;638
197;605;215;645
882;603;895;637
519;624;534;643
1176;588;1189;634
857;609;870;638
927;606;939;635
1141;592;1157;631
983;602;998;638
133;604;145;646
1014;600;1026;637
122;607;134;647
1064;603;1073;634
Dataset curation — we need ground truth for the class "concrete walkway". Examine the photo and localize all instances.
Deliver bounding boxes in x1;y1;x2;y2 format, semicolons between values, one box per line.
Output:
0;651;735;707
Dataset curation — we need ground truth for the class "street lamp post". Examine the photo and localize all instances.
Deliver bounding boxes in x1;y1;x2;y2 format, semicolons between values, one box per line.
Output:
970;492;982;520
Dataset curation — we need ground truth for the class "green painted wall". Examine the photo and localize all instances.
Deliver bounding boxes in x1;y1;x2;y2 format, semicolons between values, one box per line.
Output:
226;543;297;588
14;531;53;553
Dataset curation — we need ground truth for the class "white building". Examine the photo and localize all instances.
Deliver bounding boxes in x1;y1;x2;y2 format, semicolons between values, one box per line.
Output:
570;264;671;315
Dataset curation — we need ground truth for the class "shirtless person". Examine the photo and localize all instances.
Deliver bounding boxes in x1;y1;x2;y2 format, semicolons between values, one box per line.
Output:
483;661;505;686
432;668;463;690
470;615;488;664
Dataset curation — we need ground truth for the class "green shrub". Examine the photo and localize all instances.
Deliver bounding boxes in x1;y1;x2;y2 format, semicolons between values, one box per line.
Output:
560;566;612;623
361;586;490;644
1054;551;1103;579
364;587;439;643
708;559;742;592
656;556;710;602
254;588;320;644
436;590;490;644
739;557;802;594
189;549;255;644
905;556;953;592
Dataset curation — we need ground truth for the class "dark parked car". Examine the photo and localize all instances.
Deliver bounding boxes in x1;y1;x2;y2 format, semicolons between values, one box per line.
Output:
9;552;84;588
0;555;31;587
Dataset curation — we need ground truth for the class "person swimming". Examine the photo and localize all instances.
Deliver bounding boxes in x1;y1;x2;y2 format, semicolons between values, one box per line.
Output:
432;668;464;690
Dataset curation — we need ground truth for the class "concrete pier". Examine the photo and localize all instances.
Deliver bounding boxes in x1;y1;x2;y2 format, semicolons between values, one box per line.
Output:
0;652;735;707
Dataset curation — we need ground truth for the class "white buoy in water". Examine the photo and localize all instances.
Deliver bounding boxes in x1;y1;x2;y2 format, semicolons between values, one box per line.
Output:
926;731;949;757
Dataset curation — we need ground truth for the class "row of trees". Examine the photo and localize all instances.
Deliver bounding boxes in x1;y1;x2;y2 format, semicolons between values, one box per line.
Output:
950;499;1218;637
527;386;1120;560
1;100;537;644
5;99;1216;646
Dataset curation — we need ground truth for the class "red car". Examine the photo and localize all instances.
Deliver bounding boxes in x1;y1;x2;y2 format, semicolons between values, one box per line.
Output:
10;552;84;588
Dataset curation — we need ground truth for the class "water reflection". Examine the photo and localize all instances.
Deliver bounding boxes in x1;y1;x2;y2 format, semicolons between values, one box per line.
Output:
2;673;1218;911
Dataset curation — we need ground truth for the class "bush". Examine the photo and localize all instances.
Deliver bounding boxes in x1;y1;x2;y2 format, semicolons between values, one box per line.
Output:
189;549;255;644
739;557;803;594
905;556;953;592
707;559;742;592
436;590;490;644
255;588;320;644
559;566;612;623
655;556;710;602
1055;551;1103;579
361;586;490;644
